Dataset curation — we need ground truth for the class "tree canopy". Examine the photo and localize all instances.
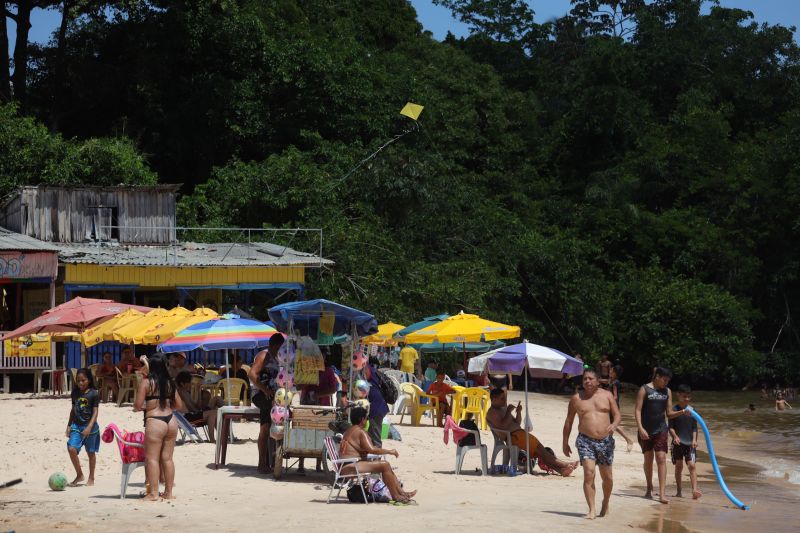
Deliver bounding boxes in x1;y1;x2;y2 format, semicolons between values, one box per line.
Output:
2;0;799;385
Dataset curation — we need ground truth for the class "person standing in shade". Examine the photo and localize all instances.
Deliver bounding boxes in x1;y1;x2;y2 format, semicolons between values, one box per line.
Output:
398;344;419;380
248;333;284;474
634;367;690;504
364;362;389;447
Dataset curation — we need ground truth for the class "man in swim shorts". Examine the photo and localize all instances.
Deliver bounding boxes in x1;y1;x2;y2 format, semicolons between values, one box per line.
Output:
563;369;621;519
486;388;577;476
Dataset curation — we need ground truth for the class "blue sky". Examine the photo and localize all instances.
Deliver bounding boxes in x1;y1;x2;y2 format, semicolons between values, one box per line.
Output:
6;1;800;55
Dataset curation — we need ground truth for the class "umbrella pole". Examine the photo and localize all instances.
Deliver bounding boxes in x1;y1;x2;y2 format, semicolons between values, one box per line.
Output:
225;348;231;407
525;367;530;475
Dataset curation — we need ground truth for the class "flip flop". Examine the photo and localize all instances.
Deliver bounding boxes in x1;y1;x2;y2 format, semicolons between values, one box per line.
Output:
390;499;418;506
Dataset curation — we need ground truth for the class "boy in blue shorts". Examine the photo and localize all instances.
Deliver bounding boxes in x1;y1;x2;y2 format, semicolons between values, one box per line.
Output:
66;368;100;486
669;384;701;499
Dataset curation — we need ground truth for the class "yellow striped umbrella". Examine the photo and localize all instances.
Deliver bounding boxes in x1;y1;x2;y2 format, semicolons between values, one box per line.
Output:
111;307;192;345
403;311;520;344
80;309;146;347
362;321;406;347
139;307;219;345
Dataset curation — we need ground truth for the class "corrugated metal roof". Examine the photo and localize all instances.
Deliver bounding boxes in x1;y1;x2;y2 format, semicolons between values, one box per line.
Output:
56;241;332;267
0;228;60;252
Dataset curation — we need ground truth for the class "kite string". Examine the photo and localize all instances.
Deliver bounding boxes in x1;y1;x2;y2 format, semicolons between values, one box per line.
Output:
325;122;419;193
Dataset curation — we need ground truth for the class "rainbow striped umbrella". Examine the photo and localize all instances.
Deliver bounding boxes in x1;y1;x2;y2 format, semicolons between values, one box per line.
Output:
157;318;282;353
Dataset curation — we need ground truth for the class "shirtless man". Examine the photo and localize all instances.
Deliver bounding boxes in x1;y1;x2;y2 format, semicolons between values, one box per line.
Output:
775;392;793;411
486;388;577;476
339;406;417;503
563;369;621;519
596;354;612;389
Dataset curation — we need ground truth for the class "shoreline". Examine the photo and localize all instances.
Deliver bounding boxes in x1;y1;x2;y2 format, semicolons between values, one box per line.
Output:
1;390;796;532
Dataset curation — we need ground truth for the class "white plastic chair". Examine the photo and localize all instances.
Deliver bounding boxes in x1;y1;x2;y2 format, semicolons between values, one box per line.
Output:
454;426;488;475
488;424;519;470
104;424;145;499
324;436;383;504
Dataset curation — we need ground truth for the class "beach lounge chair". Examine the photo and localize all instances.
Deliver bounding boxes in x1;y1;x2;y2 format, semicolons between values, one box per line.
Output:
324;436;383;504
488;424;519;470
174;411;207;443
102;424;145;499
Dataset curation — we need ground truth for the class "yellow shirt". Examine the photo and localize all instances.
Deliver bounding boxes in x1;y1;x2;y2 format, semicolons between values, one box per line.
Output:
399;346;418;373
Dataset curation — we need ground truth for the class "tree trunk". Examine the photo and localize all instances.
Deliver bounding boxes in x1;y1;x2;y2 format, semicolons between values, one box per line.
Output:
11;0;33;107
0;6;11;101
50;0;72;128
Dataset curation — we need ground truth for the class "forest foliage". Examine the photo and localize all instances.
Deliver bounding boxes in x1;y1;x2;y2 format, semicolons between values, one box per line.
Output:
1;0;799;384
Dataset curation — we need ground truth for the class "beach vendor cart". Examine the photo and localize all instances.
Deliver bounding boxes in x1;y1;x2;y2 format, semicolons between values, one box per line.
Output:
267;299;378;479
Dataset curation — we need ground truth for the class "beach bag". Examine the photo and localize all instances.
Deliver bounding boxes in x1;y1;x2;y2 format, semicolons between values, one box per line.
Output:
375;369;399;405
347;480;369;503
122;430;146;463
368;479;392;503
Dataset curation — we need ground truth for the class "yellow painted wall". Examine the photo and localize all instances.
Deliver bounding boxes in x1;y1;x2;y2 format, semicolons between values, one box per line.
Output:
64;264;305;287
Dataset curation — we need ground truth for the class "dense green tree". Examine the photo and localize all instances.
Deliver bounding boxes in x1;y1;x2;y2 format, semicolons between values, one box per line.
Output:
1;0;797;385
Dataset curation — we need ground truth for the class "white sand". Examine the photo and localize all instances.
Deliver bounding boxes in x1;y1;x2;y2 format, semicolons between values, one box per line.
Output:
1;390;666;532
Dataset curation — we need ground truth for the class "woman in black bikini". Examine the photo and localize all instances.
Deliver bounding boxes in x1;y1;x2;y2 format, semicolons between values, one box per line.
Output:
339;406;417;504
134;354;184;501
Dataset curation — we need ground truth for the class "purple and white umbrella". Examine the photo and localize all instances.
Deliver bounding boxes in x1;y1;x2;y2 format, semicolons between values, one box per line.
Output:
467;341;584;474
467;341;584;376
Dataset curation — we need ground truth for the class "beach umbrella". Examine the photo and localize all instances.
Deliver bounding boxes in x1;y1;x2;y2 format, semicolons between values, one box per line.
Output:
268;299;378;339
414;340;505;354
362;322;406;347
404;311;520;371
158;317;283;407
80;309;146;347
111;307;192;345
403;311;520;344
392;314;449;342
467;341;584;474
0;297;152;366
1;297;150;338
139;307;219;345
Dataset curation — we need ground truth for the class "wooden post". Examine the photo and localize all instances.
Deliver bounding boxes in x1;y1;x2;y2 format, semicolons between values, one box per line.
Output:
49;279;56;373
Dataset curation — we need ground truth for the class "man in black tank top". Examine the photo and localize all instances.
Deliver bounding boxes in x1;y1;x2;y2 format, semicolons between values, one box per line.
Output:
634;367;691;504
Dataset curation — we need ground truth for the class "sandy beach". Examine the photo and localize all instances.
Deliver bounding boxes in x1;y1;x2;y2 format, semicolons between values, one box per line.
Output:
1;390;795;532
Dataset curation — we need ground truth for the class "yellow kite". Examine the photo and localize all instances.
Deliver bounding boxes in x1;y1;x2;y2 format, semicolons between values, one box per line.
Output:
400;102;424;121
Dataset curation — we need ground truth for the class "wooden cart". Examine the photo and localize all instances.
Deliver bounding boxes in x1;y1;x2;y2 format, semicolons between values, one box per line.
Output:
273;405;337;480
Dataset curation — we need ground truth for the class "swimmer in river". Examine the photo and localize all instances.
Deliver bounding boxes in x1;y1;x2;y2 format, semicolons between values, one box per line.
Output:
747;403;756;412
775;393;792;411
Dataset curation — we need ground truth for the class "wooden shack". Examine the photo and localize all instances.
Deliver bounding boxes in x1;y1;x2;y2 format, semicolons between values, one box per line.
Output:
0;185;179;244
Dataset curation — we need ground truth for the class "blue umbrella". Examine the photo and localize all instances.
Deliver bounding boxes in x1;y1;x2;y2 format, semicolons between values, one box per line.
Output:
268;299;378;340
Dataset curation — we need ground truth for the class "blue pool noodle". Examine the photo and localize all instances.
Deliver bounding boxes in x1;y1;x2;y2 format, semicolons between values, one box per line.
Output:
686;406;749;510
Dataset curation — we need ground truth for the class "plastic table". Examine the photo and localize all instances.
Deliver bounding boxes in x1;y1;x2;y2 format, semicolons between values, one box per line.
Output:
214;405;261;468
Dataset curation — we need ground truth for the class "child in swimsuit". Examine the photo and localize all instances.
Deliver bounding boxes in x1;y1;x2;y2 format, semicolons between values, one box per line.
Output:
65;368;100;486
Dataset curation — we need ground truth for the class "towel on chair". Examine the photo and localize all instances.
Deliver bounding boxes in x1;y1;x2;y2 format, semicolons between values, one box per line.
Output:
443;415;470;445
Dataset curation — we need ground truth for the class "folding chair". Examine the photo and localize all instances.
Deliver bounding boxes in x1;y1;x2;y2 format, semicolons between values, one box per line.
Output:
174;411;207;443
324;436;383;504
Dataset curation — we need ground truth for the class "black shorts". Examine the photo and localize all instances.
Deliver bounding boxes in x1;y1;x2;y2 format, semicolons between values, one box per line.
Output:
252;392;271;425
185;410;204;423
671;443;696;464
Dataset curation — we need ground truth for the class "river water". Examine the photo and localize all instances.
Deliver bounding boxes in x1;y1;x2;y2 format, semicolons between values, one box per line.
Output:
622;390;800;532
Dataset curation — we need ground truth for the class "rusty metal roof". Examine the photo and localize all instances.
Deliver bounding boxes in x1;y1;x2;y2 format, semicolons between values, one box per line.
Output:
0;228;60;252
56;241;332;267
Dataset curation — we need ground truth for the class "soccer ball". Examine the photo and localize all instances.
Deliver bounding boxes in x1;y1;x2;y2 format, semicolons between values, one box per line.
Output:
355;379;370;398
277;343;295;365
270;405;288;424
352;349;368;370
48;472;68;491
269;423;284;440
276;368;295;389
274;388;294;407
